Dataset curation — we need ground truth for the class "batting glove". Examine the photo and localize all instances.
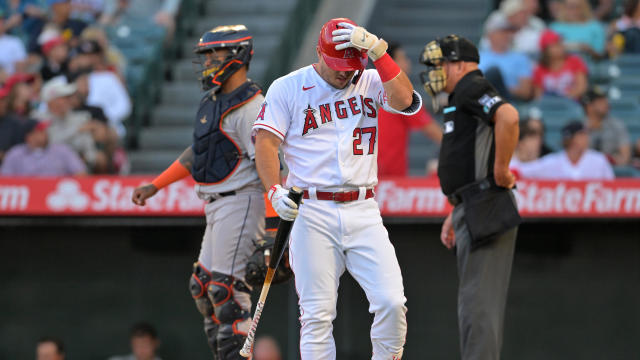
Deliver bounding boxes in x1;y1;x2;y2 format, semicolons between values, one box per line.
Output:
332;22;388;61
268;185;299;221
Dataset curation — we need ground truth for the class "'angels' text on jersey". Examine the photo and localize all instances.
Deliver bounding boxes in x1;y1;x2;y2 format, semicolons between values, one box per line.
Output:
253;66;421;190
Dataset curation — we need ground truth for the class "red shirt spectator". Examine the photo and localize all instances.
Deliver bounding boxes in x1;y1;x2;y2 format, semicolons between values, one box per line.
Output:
378;107;435;177
532;29;588;100
533;54;587;98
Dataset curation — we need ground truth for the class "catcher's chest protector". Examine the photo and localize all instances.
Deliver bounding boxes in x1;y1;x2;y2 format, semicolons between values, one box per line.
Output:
191;81;261;183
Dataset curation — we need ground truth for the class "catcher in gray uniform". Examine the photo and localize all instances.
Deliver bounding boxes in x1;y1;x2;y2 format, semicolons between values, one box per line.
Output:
132;25;265;360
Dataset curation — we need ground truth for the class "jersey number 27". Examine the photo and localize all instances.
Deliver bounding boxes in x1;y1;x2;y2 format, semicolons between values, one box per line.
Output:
353;127;377;155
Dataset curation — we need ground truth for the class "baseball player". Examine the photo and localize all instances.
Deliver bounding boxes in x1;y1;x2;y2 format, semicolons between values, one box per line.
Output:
252;18;422;359
131;25;265;360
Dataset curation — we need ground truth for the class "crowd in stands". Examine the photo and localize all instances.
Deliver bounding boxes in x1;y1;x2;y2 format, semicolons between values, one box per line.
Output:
36;322;282;360
0;0;181;176
479;0;640;179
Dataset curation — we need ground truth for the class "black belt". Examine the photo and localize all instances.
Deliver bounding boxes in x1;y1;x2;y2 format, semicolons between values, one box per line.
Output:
447;179;495;206
206;191;236;203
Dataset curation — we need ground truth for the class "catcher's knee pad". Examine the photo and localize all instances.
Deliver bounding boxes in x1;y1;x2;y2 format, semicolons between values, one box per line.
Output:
207;272;251;359
190;263;220;358
189;263;214;318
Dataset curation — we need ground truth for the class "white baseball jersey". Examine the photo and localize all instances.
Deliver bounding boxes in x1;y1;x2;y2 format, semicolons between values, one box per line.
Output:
253;66;421;189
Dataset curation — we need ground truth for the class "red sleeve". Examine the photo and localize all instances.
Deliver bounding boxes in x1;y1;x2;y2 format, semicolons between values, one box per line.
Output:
407;107;432;129
566;55;588;74
532;65;544;87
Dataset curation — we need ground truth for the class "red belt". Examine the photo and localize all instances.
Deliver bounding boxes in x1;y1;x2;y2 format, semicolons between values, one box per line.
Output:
302;189;375;202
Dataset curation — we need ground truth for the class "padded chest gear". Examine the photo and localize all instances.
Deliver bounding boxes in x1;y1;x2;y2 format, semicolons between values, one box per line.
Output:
191;81;261;183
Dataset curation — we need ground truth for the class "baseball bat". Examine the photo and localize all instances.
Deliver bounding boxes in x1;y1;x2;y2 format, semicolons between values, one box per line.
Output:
239;186;303;357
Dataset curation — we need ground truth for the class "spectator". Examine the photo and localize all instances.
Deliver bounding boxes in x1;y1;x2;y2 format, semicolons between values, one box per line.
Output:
36;336;65;360
81;26;126;76
69;38;131;138
29;0;87;54
100;0;180;44
581;86;631;165
69;69;127;173
550;0;606;58
512;120;614;179
5;72;37;118
632;137;640;168
36;76;107;172
70;0;105;23
0;13;28;75
40;35;69;81
0;85;25;162
484;0;546;59
511;119;545;166
108;322;162;360
513;0;547;59
253;336;282;360
378;42;442;177
0;0;47;41
524;109;554;155
479;10;534;101
1;119;87;175
533;29;588;100
611;0;640;54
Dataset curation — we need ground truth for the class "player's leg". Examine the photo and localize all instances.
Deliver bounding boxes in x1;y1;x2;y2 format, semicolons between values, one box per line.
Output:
200;192;266;359
289;200;345;360
453;205;517;360
341;199;407;360
189;261;219;358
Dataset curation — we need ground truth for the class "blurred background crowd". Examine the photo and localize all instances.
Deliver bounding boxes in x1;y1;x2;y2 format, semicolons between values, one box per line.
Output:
3;0;640;179
479;0;640;179
0;0;184;176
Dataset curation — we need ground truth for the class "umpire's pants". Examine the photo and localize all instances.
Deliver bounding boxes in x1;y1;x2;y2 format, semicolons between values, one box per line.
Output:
452;204;517;360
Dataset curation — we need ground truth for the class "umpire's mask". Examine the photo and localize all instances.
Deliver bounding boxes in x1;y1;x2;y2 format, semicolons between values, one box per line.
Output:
419;40;447;97
419;35;480;98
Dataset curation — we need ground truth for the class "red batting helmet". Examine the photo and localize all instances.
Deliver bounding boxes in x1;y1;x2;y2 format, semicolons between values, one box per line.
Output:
318;18;368;72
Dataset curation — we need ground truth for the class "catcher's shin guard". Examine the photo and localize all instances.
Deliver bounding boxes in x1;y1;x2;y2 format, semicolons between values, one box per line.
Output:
208;272;252;360
189;263;219;358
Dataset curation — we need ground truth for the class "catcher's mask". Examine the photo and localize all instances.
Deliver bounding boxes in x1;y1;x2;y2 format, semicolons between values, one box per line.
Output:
419;35;479;98
194;24;253;92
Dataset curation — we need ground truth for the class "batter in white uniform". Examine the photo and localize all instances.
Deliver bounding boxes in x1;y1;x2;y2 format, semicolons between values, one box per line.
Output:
252;18;422;360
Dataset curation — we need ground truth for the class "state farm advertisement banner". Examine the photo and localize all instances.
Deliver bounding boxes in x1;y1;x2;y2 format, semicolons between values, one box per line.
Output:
0;176;204;216
1;176;640;217
377;178;640;218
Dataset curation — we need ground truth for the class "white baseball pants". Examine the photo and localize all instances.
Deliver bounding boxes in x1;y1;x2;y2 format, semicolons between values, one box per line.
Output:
289;198;407;360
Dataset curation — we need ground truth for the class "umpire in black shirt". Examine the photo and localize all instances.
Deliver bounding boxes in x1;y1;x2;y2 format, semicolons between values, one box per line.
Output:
419;35;521;360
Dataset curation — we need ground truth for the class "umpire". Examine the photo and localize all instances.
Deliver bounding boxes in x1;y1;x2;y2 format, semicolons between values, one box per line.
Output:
419;35;521;360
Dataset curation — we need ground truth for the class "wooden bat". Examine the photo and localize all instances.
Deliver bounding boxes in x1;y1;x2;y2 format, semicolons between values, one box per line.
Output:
239;186;303;357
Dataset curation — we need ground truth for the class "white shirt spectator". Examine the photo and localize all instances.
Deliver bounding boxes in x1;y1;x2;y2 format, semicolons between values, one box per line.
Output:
511;149;615;180
0;33;27;75
86;70;132;138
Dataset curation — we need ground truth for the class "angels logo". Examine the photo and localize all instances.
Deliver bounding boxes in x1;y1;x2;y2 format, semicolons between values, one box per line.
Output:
256;102;266;121
343;48;357;59
46;179;90;211
301;105;319;136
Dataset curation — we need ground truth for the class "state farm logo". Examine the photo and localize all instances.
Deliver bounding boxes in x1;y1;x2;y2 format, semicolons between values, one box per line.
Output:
0;185;29;211
46;179;90;211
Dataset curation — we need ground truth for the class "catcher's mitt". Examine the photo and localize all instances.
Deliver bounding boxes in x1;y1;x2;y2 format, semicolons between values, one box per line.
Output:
245;235;294;288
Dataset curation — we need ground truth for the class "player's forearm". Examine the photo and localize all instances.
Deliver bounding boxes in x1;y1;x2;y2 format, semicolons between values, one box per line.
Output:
493;104;519;173
177;146;195;172
381;71;414;111
254;130;282;191
373;52;414;111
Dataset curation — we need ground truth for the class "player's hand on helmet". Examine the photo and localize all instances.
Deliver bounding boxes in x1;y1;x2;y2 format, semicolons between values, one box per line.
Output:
132;184;158;206
331;22;388;61
268;185;299;221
